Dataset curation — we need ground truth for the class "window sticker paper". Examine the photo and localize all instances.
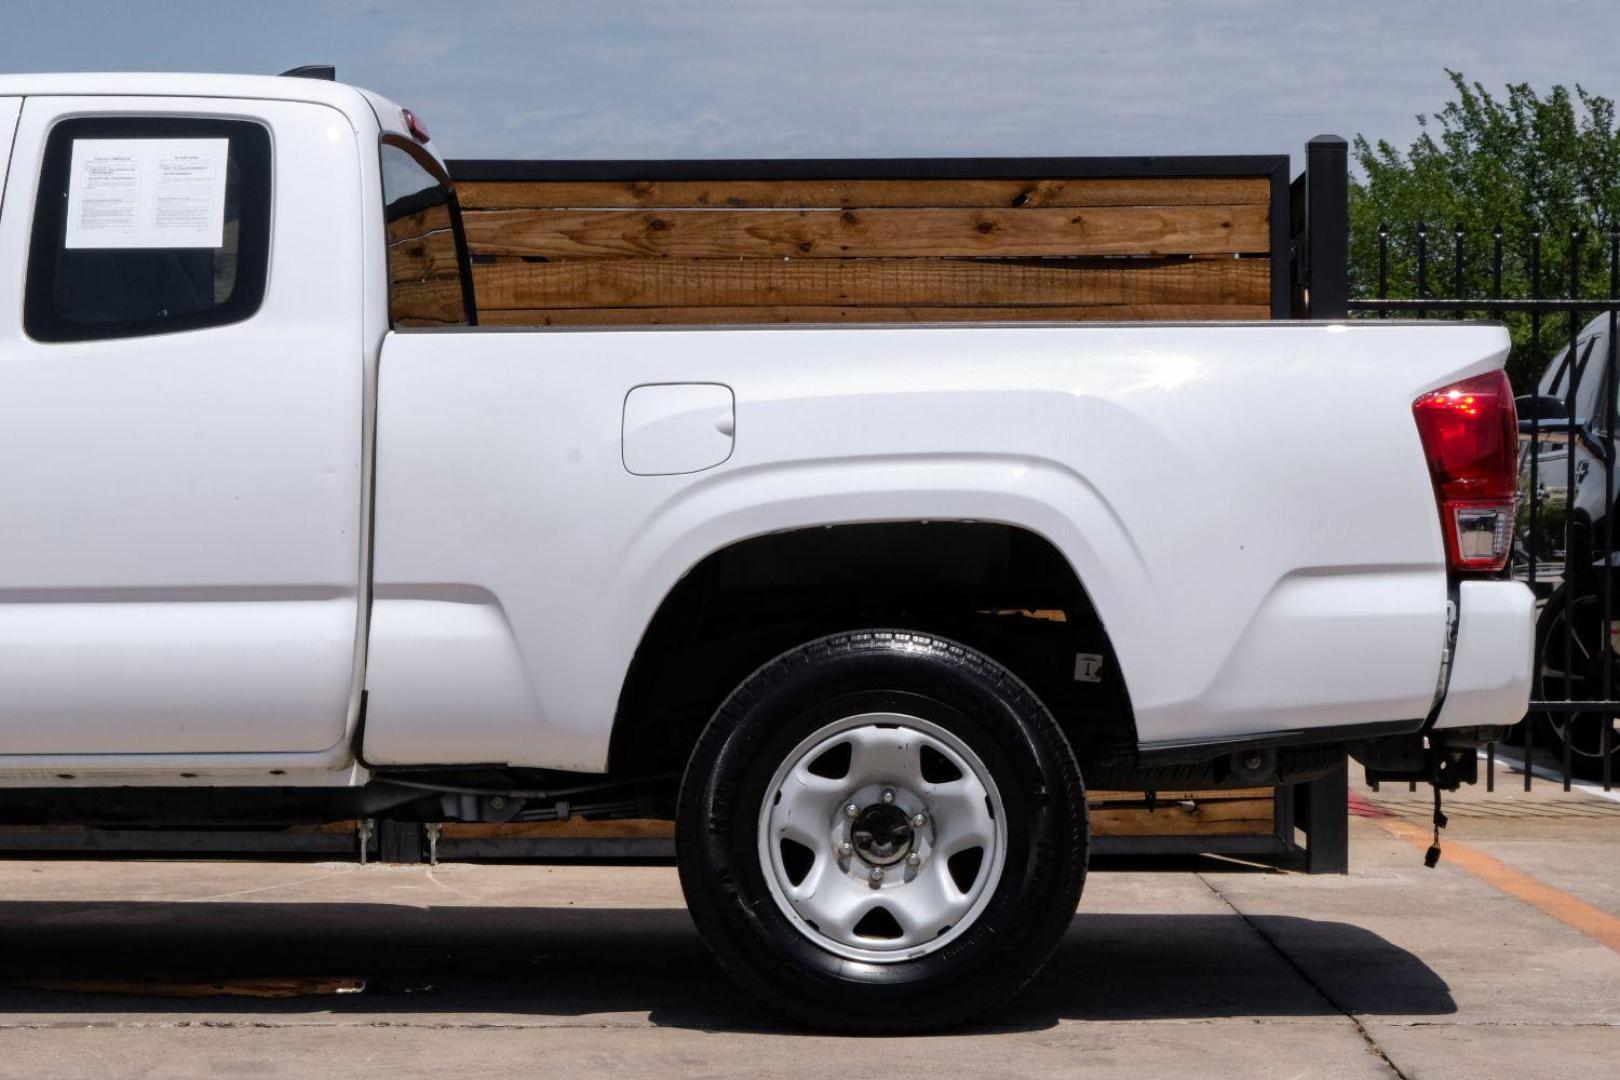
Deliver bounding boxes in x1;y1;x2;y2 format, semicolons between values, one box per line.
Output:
64;138;228;249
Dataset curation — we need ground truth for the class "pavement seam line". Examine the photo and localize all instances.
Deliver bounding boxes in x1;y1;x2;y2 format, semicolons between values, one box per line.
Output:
1373;816;1620;953
1196;873;1413;1080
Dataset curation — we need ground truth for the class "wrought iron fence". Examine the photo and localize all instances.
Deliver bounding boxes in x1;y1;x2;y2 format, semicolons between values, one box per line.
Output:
1351;222;1620;793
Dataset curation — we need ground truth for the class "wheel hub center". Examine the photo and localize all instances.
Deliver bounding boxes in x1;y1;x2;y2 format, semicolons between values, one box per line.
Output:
850;802;914;866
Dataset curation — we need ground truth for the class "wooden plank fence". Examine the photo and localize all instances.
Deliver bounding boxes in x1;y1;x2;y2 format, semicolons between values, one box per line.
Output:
449;157;1290;327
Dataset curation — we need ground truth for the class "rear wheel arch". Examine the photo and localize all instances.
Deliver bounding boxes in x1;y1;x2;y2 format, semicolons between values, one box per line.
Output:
607;521;1138;782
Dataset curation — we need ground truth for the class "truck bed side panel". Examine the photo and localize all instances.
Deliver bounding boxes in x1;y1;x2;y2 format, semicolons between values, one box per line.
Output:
367;321;1509;771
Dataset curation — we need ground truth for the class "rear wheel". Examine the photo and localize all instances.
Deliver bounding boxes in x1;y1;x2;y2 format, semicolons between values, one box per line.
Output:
1534;583;1620;781
676;630;1087;1032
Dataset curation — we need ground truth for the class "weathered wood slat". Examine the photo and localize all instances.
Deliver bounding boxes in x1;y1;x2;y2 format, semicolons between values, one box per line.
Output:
434;788;1274;841
455;814;1282;843
462;204;1269;259
1089;799;1275;836
1089;787;1274;803
388;228;460;285
477;303;1269;326
387;201;468;325
1088;787;1275;837
441;819;677;839
10;976;367;999
388;277;468;326
456;176;1272;211
471;257;1267;311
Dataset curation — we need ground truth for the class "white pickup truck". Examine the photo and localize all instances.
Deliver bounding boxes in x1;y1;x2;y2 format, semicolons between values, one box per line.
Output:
0;73;1535;1030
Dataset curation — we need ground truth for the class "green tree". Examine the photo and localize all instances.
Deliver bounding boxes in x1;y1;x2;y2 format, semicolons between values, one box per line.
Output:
1351;72;1620;389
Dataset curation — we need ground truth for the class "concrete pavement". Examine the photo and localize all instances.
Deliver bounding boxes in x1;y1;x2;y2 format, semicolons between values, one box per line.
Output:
0;775;1617;1078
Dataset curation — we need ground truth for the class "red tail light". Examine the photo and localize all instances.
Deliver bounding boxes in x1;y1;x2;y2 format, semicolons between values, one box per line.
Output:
1412;370;1519;572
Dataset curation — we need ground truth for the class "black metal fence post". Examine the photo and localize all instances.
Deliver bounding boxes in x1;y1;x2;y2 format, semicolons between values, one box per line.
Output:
1300;756;1351;874
1302;132;1354;314
1305;135;1349;319
1292;135;1353;872
377;819;426;863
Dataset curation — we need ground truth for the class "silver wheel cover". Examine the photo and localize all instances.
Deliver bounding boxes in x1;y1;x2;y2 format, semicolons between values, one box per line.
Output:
757;712;1008;964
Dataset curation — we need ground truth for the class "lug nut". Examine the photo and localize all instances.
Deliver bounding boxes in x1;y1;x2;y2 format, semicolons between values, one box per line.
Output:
869;866;885;883
838;841;854;857
845;803;860;818
910;812;927;828
881;789;896;804
906;852;922;868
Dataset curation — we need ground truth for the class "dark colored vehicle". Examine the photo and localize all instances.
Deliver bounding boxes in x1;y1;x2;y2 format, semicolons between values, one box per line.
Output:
1517;312;1620;780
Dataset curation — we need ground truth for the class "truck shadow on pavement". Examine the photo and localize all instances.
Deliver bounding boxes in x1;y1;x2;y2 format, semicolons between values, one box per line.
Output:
0;900;1456;1032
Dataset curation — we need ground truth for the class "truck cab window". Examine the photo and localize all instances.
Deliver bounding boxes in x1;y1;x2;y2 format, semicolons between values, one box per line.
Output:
381;141;475;327
24;117;270;342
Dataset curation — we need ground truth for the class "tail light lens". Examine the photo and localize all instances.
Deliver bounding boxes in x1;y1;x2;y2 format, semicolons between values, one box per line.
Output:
402;108;431;144
1412;370;1519;572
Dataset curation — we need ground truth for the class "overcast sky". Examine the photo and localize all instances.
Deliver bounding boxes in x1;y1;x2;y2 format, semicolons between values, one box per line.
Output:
5;0;1619;169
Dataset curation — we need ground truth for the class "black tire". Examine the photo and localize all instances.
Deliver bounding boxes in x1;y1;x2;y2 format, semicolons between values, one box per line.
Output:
1533;582;1620;781
676;629;1087;1032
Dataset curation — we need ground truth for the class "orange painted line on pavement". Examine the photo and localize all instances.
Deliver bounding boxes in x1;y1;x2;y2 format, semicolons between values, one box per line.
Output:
1377;816;1620;954
1347;793;1391;819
